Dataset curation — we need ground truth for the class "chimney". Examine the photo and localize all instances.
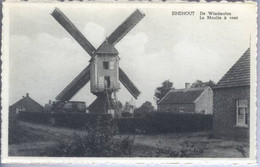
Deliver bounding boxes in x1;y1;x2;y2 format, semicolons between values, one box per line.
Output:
185;83;190;89
49;100;52;104
26;93;29;97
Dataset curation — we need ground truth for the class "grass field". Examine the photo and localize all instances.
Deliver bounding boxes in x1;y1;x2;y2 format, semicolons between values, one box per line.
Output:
9;121;249;157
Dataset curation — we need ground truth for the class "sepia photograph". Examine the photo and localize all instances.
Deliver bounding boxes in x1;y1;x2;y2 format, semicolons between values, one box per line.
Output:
1;1;257;164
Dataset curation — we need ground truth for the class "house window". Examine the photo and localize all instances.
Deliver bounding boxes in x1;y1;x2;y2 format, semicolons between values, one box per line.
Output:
236;100;249;126
103;61;109;69
103;61;114;69
180;107;185;113
16;107;25;114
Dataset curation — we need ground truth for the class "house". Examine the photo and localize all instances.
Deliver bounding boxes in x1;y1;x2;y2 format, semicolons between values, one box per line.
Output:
9;93;43;116
158;83;213;114
213;48;250;140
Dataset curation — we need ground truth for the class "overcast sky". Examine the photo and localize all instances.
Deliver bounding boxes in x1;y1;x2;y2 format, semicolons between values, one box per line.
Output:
7;3;255;107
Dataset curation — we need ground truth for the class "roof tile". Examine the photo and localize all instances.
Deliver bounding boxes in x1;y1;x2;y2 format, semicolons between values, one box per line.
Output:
158;87;208;105
216;48;250;88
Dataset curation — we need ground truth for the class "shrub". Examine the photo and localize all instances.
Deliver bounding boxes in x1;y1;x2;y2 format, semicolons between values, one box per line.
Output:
235;144;247;157
41;116;134;157
116;117;149;134
155;141;208;157
9;116;25;144
133;110;148;117
121;112;133;118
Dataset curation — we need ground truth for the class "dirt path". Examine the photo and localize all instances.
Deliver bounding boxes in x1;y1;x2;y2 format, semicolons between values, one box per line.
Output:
9;121;249;157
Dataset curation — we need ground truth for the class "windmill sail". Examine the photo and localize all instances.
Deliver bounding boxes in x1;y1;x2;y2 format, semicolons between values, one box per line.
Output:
107;9;145;46
51;8;96;56
53;8;143;101
56;65;91;101
119;68;141;99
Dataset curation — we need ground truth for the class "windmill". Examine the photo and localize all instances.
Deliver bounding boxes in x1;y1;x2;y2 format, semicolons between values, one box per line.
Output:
51;8;145;115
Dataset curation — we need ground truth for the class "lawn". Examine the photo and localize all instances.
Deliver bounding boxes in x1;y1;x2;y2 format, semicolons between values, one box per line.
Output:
9;121;249;157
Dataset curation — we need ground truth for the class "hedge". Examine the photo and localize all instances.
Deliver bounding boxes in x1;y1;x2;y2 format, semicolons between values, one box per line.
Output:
17;111;212;133
17;111;112;129
121;112;133;117
116;112;213;134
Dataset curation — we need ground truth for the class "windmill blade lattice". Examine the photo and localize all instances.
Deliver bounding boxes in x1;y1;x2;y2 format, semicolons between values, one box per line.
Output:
56;65;91;101
119;68;140;99
51;8;96;56
107;9;145;46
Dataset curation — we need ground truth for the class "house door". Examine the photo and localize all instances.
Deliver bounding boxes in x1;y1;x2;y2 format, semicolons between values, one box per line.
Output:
104;76;111;88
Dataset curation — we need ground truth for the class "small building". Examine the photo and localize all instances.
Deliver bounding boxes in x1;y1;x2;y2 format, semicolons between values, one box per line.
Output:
158;84;213;114
44;100;87;113
9;93;43;116
63;101;87;112
213;48;250;140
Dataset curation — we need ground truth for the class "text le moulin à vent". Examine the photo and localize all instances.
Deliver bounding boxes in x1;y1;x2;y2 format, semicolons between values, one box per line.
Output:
172;11;238;20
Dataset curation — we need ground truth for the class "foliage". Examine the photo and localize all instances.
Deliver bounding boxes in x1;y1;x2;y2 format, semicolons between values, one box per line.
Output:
116;112;213;134
9;116;26;144
134;101;155;117
154;141;208;157
41;116;134;157
235;144;247;157
116;101;123;110
154;80;174;104
121;112;133;117
191;80;216;88
116;117;147;134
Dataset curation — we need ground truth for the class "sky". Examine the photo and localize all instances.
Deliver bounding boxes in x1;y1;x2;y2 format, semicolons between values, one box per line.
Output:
6;2;256;107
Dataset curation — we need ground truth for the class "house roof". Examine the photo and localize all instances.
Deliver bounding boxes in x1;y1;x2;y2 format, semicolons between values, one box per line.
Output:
158;87;209;105
96;40;118;55
216;48;250;88
10;94;43;112
68;101;86;104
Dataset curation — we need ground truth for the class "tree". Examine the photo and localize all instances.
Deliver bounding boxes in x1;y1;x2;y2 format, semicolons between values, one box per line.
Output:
134;101;155;117
191;80;216;88
154;80;174;104
123;101;131;112
139;101;154;112
115;101;123;110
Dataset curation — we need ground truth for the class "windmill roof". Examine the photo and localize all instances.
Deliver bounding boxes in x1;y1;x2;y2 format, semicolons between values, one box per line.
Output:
10;95;43;112
96;40;118;54
216;48;250;88
158;87;209;105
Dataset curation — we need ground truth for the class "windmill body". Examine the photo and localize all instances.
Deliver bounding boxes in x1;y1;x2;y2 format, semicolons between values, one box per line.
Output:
90;41;120;95
51;8;145;115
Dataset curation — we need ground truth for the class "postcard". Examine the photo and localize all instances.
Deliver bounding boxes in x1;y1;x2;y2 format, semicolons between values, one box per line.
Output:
1;1;257;165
